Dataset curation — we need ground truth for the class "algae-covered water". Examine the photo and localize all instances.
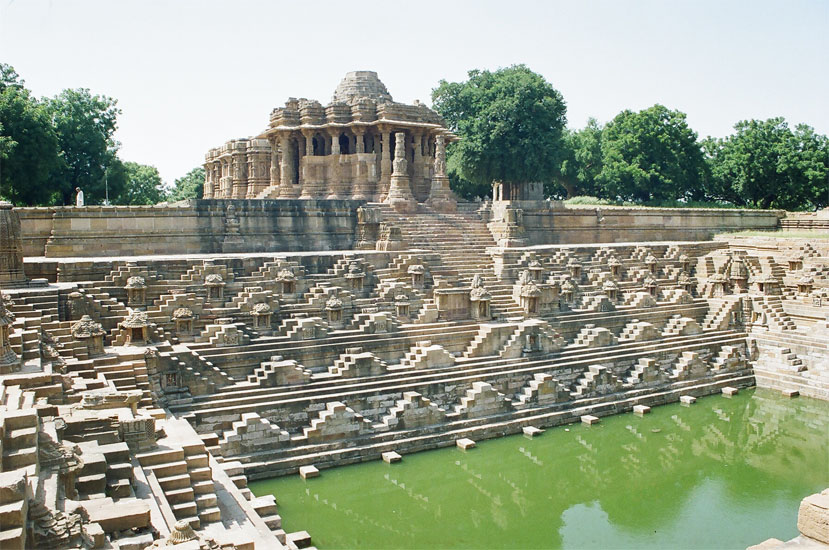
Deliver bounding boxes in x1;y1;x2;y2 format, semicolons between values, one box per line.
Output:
250;389;829;549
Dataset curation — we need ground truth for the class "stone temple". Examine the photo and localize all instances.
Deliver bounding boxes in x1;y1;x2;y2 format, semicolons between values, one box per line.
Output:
0;71;827;550
202;71;456;212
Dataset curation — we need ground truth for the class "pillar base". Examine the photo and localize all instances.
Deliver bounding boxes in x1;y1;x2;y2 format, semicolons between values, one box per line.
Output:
386;175;417;213
426;175;457;212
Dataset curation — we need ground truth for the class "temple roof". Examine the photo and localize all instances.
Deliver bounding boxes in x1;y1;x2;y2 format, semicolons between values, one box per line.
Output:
332;71;393;105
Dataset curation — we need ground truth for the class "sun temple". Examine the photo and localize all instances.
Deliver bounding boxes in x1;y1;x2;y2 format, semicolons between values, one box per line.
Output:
202;71;456;212
0;72;826;550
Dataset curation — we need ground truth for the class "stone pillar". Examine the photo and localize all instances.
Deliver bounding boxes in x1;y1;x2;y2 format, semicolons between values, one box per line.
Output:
231;147;247;199
331;131;341;155
280;133;300;198
202;161;213;198
0;202;26;288
426;135;457;213
299;130;316;199
269;137;280;191
379;130;392;198
304;131;314;156
385;133;417;213
326;129;342;199
355;128;365;154
352;127;369;200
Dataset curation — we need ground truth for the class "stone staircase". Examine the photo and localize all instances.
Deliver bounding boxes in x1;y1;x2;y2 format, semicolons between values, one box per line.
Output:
135;441;221;529
702;297;741;331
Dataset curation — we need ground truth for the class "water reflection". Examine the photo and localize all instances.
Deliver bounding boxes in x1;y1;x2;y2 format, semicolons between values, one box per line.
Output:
251;389;828;549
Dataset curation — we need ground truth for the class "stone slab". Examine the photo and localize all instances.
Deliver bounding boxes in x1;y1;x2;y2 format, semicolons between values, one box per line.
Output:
84;498;150;533
797;490;829;544
381;451;401;463
680;395;697;405
782;389;800;398
522;426;544;437
633;405;651;416
456;438;476;450
722;386;739;397
581;415;600;425
299;465;319;479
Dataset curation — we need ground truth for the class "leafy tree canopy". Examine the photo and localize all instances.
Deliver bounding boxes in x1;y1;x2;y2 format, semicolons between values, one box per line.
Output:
704;118;828;210
0;63;62;205
551;118;603;199
432;65;567;190
597;104;708;203
46;88;123;205
115;161;167;205
169;166;205;201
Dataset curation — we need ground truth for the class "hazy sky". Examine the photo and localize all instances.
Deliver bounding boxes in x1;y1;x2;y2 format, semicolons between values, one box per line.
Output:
2;0;827;185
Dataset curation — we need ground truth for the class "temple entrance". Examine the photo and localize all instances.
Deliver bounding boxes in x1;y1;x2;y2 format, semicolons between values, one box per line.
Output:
339;133;350;155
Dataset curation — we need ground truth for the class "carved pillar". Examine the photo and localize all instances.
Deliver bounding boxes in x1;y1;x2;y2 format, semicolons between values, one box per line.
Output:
411;131;424;201
379;129;392;198
300;129;316;199
355;128;365;153
231;146;247;199
353;127;368;200
326;129;342;199
427;134;457;212
268;137;280;194
385;132;416;213
331;131;341;155
202;161;213;198
279;133;300;198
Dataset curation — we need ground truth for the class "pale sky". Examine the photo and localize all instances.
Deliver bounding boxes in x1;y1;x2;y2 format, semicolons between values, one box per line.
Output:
2;0;827;185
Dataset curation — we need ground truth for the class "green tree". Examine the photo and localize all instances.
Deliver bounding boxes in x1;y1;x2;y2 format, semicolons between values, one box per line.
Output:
116;161;167;205
551;118;604;199
169;166;205;201
46;88;123;205
0;64;62;205
597;105;708;203
432;65;567;192
705;118;828;210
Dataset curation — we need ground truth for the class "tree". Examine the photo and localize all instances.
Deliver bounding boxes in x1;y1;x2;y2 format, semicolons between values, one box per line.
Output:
551;118;604;198
0;64;62;205
169;166;205;201
46;88;123;205
705;118;828;210
115;161;167;205
432;65;567;192
597;105;708;203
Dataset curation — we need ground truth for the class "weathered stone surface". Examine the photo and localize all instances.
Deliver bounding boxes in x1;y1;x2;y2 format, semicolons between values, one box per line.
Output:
797;490;829;544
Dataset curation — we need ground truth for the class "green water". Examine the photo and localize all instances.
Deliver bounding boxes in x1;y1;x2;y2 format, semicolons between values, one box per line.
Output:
250;389;829;550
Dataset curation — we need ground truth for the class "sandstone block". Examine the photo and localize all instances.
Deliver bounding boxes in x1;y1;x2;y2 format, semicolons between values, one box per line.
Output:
783;389;800;398
581;415;600;425
797;490;829;544
680;395;696;405
633;405;651;416
456;438;476;450
722;386;739;397
382;451;402;463
299;465;319;479
522;426;544;437
83;521;105;549
84;498;150;533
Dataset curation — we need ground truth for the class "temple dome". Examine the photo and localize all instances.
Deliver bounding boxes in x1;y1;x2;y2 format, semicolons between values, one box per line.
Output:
331;71;393;105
